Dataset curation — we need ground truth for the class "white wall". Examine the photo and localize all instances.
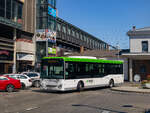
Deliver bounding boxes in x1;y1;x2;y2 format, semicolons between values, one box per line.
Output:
16;41;35;54
130;35;150;53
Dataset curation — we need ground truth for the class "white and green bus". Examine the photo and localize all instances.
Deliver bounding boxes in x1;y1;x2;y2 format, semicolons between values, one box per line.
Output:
40;57;123;91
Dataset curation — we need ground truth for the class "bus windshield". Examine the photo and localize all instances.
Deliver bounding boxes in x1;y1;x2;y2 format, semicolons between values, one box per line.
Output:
41;59;64;79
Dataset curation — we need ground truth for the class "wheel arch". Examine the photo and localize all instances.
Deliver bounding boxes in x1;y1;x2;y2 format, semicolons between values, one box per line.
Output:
109;79;115;87
6;84;15;92
78;80;84;87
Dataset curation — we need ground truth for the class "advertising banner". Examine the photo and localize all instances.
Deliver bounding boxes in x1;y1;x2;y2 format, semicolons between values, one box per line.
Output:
36;29;56;43
17;54;34;61
48;47;56;55
0;50;13;61
48;6;56;18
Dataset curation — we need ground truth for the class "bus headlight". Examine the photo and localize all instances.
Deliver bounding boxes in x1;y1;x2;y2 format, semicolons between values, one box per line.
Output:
58;84;62;89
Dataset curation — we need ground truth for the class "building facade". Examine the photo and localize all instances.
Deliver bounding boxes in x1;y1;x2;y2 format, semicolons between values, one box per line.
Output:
36;0;57;64
122;27;150;81
56;17;109;54
16;0;36;72
0;0;24;74
36;0;56;31
0;0;36;74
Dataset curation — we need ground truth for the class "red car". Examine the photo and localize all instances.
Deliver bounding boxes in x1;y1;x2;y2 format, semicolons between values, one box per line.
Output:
0;76;21;92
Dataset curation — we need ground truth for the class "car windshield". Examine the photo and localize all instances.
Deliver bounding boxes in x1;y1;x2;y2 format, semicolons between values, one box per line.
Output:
41;59;64;79
19;75;28;79
26;73;38;77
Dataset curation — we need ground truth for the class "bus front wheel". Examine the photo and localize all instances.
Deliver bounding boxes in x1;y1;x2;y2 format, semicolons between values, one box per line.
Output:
77;82;84;92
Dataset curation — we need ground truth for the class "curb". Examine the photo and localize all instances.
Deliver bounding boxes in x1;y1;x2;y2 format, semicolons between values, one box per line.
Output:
111;87;150;94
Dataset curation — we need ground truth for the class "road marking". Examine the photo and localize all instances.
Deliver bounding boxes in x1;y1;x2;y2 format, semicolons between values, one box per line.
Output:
101;110;110;113
26;106;39;111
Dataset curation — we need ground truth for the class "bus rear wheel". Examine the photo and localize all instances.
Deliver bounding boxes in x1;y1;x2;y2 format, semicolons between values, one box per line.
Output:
77;82;84;92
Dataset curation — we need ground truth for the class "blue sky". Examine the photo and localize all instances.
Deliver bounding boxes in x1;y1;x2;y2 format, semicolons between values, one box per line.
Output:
57;0;150;49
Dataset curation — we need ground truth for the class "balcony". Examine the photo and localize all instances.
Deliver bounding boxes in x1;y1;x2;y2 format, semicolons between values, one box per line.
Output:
16;39;35;54
0;17;22;29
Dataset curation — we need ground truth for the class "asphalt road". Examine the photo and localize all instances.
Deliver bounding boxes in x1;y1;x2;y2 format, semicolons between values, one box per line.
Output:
0;87;150;113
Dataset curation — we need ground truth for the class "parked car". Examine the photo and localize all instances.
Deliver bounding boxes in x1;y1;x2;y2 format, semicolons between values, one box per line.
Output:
21;72;40;87
5;74;32;89
0;76;21;92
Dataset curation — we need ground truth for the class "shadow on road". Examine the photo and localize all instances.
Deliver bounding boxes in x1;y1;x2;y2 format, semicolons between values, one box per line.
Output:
72;104;127;113
31;87;110;94
122;105;150;113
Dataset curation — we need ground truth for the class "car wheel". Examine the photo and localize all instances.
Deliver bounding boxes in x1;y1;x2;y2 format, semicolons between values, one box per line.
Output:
77;82;84;92
34;81;40;88
21;83;26;90
6;84;14;92
109;79;114;88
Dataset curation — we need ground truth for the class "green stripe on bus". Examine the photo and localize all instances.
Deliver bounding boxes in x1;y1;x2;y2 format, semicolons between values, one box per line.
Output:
42;57;123;64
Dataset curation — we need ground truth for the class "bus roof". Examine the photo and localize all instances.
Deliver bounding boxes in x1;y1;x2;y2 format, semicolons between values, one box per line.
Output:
42;57;123;64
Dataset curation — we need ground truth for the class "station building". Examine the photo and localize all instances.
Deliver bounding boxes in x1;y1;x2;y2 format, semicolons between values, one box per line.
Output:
56;17;109;54
122;26;150;81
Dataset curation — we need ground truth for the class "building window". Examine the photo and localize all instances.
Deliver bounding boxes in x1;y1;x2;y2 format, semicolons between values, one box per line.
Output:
76;32;79;39
87;37;89;43
62;25;66;33
17;3;23;19
57;23;61;31
48;16;56;31
72;30;75;37
80;34;83;40
81;34;84;41
39;4;48;17
38;0;47;4
38;17;48;29
12;0;17;21
89;39;91;46
84;35;86;42
104;44;106;49
100;43;102;49
0;0;23;22
140;65;146;73
142;41;148;52
67;27;71;35
6;0;12;19
0;0;5;17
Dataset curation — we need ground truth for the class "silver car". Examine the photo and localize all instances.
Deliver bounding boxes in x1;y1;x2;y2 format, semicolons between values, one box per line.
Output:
21;72;40;87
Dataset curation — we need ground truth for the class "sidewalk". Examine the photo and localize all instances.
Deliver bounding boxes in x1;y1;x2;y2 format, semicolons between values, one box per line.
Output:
111;82;150;93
